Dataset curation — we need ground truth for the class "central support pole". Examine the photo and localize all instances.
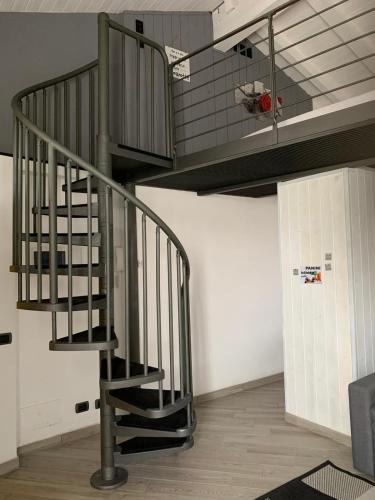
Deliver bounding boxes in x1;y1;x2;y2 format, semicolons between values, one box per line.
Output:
91;12;128;491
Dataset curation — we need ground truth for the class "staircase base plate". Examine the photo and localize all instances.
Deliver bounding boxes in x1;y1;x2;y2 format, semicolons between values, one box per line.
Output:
90;467;128;490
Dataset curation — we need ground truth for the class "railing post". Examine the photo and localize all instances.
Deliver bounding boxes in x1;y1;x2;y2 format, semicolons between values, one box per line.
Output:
268;13;278;144
91;12;128;491
167;65;175;161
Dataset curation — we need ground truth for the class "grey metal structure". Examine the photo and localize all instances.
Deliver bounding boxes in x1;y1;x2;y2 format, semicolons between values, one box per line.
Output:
10;0;375;490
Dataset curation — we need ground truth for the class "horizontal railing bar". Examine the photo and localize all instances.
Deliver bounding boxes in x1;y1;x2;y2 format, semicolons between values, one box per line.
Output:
176;109;269;144
274;6;375;58
173;54;269;99
177;27;375;114
169;0;301;67
251;28;375;87
281;74;375;111
173;33;271;86
173;0;349;86
275;28;375;76
176;100;244;129
273;0;348;38
171;0;358;69
277;52;375;94
179;72;375;144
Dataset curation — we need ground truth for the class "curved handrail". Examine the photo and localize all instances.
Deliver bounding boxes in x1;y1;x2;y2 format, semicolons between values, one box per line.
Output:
12;61;190;275
11;59;99;109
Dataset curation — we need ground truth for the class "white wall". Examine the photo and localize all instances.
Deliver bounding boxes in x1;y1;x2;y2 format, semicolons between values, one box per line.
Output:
347;168;375;380
136;186;283;395
0;152;282;456
0;155;18;467
279;170;353;435
0;155;100;451
279;167;375;437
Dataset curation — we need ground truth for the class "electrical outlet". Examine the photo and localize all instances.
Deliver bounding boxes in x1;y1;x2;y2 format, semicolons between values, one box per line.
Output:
95;399;100;410
75;401;89;414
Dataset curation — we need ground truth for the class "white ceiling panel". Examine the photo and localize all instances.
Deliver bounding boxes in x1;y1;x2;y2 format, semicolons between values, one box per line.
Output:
0;0;222;12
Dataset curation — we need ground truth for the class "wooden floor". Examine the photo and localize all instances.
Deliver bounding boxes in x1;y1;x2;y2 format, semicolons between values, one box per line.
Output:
0;381;354;500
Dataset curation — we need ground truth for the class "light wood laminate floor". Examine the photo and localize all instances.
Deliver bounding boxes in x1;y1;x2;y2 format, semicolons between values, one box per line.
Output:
0;381;354;499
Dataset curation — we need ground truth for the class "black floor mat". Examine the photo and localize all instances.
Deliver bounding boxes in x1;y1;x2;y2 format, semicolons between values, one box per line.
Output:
256;461;375;500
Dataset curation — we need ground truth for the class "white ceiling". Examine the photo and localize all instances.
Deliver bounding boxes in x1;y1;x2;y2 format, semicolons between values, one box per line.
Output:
0;0;222;12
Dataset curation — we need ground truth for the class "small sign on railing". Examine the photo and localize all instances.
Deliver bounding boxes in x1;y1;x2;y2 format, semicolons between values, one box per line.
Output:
165;46;190;82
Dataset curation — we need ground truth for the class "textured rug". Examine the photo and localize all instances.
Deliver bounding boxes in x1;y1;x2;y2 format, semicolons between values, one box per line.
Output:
256;461;375;500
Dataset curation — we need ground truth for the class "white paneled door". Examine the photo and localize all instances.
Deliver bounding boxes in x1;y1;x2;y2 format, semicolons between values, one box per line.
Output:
0;156;18;471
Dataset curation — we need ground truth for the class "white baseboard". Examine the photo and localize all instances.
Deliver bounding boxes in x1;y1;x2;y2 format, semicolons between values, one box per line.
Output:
0;457;19;476
195;372;284;404
285;412;352;447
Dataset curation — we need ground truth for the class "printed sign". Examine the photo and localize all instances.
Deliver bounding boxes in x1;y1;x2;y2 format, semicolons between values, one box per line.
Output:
165;46;190;82
301;266;322;284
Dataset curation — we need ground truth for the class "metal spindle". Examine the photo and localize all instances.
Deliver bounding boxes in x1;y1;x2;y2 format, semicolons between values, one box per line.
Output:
167;239;175;403
42;89;47;206
268;14;278;139
24;126;30;302
121;34;126;144
124;199;130;378
142;213;148;375
54;85;59;156
150;47;155;152
64;81;70;148
36;139;42;302
12;119;18;267
87;175;93;342
32;93;37;233
156;226;163;408
48;144;58;342
105;186;111;343
89;72;95;164
75;77;81;179
64;82;70;204
176;250;184;398
105;186;112;381
183;262;192;425
136;38;140;149
67;160;73;342
17;121;23;302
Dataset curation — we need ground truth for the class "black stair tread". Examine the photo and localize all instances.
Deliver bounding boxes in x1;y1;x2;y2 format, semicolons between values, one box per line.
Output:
22;232;101;244
110;143;173;183
117;408;188;432
18;294;106;312
118;436;188;455
62;177;98;193
56;326;116;344
11;264;103;278
25;294;105;305
33;204;98;217
101;356;158;380
109;387;182;410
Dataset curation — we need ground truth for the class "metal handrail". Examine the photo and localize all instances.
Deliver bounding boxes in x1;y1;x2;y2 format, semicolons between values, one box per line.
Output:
11;67;190;274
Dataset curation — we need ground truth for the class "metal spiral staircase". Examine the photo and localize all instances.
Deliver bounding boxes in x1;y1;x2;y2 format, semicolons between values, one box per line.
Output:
11;13;194;490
